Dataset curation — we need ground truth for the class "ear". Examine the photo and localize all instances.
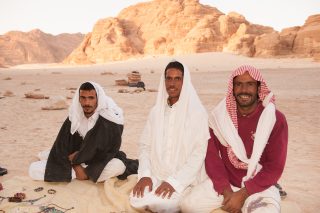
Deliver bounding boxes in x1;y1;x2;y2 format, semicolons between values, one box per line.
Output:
257;84;261;99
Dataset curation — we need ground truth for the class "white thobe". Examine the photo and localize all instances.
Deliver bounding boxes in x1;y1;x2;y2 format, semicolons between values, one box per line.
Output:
130;104;207;213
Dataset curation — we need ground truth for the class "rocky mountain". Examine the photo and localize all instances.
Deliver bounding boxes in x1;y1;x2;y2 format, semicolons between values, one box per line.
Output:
1;0;319;66
0;29;84;66
65;0;320;64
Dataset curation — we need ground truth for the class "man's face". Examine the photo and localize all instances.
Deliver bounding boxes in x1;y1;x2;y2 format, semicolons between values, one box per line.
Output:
79;89;97;118
233;72;260;110
165;68;183;105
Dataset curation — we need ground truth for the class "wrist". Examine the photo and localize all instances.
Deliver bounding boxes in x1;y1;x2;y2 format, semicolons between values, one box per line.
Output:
240;187;249;199
222;187;233;197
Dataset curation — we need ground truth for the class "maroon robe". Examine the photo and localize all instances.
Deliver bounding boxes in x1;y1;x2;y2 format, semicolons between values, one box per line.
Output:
205;103;288;195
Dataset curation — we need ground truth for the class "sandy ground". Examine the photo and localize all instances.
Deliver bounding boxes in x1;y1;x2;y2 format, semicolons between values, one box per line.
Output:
0;52;319;212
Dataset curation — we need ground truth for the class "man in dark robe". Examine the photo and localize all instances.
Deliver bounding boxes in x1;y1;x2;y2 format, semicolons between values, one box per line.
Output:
29;81;138;182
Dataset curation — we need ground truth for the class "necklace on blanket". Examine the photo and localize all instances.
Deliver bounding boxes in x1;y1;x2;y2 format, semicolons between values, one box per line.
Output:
0;193;47;204
39;203;74;213
0;191;74;213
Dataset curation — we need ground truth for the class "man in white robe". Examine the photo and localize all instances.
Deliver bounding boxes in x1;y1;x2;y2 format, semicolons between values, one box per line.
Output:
130;61;210;212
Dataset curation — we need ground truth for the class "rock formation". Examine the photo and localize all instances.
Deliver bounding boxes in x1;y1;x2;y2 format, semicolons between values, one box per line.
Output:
292;15;320;58
0;29;84;66
64;0;320;63
1;0;319;65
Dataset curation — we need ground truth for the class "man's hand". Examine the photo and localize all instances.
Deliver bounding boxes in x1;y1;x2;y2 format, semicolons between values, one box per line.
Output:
68;151;79;163
221;187;249;213
222;188;233;207
132;177;153;198
155;181;175;199
72;164;88;180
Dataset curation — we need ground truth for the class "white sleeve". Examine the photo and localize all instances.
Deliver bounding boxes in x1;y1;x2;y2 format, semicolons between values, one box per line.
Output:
137;114;153;180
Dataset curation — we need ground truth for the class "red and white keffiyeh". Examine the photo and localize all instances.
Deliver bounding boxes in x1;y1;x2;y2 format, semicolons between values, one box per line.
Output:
226;65;275;170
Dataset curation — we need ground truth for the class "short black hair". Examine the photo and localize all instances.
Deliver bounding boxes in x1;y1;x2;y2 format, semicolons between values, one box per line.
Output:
165;61;184;76
79;82;95;91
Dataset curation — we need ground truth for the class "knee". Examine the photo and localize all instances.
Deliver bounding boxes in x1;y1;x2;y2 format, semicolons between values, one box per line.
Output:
29;161;46;180
97;159;126;182
106;158;126;174
180;194;198;213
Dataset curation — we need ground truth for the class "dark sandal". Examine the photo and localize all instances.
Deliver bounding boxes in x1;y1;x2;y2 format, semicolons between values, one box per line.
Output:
0;167;8;176
275;183;287;199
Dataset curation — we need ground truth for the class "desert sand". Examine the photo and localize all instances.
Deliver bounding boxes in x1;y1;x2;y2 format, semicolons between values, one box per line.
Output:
0;52;319;212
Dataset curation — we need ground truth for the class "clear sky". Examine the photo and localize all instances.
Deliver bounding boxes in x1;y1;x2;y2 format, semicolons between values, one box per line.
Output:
0;0;319;35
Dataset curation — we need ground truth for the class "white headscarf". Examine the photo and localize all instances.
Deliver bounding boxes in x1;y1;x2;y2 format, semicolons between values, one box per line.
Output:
69;81;124;135
147;62;209;179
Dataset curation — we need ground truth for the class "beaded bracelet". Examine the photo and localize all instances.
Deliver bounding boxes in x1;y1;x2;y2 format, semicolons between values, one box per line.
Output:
47;189;56;194
34;187;44;192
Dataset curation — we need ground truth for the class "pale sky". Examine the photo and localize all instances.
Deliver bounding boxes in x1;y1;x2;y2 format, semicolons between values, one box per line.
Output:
0;0;319;35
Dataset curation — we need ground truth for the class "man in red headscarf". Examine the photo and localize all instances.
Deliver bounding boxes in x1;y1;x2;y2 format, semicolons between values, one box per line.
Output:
181;65;288;213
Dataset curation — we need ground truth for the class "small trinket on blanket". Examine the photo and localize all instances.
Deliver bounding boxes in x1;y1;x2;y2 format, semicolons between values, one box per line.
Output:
14;192;26;199
8;196;22;202
34;186;44;192
47;189;56;194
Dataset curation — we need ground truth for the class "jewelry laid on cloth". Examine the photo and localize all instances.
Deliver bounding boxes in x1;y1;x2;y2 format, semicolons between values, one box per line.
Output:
47;189;56;194
34;187;44;192
1;194;46;204
1;193;25;203
39;203;74;213
25;195;47;205
0;186;74;213
8;197;23;202
14;192;26;200
0;196;6;204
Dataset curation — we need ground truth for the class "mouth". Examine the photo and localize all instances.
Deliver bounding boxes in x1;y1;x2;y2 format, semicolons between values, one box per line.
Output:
83;106;92;110
237;94;252;101
168;87;177;92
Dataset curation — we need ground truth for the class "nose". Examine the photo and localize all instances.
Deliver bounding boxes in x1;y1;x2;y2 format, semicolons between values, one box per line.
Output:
83;98;91;105
239;84;250;93
169;81;175;86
